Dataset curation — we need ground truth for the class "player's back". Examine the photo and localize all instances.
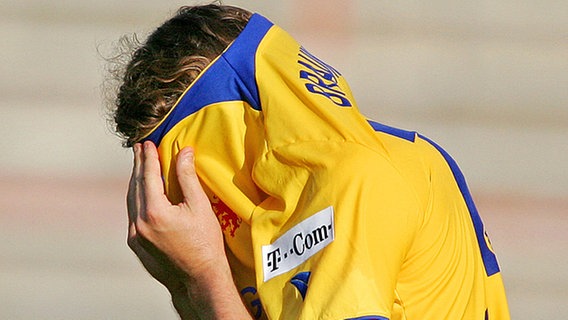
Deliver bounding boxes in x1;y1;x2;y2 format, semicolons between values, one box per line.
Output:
370;122;510;319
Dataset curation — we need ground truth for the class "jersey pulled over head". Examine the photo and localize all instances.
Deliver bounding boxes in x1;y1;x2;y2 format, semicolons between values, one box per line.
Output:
141;12;509;320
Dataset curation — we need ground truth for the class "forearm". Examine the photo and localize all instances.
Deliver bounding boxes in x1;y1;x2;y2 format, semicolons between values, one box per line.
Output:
166;254;251;320
169;284;199;320
181;260;251;320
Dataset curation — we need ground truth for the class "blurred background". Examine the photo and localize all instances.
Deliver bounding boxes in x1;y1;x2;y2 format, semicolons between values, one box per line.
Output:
1;0;566;318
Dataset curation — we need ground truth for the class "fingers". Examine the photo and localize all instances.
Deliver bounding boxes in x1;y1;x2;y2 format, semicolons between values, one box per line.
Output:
127;143;144;224
142;141;170;211
127;140;168;242
176;147;210;207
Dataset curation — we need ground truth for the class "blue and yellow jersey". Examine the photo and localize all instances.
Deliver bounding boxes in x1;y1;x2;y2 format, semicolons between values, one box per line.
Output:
142;13;509;320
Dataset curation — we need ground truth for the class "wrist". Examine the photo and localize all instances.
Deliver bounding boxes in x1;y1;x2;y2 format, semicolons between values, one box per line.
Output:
184;259;251;319
170;288;195;320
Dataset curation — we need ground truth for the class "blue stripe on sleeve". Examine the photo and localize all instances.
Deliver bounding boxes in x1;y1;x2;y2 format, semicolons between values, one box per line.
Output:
367;120;416;142
367;120;500;276
418;134;501;276
346;316;389;320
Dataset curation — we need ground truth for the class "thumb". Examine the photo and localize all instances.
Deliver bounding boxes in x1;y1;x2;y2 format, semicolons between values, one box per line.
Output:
176;147;210;207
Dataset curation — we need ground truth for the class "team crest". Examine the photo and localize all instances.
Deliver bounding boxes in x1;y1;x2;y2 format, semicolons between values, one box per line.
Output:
211;195;242;237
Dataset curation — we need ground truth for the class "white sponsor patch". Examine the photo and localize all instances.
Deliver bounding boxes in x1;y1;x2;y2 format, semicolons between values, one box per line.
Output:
262;206;335;282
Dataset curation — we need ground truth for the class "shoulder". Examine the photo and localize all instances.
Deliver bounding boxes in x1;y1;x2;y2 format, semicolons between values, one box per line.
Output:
367;120;469;211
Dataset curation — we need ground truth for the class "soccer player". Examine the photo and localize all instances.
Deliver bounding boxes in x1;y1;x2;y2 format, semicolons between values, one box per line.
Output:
110;4;510;319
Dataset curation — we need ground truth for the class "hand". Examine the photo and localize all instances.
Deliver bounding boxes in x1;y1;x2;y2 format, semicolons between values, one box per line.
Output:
130;141;226;276
127;143;187;292
127;141;251;319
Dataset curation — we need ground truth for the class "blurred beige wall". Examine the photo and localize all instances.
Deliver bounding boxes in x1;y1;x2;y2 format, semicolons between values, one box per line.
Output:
1;1;566;319
1;0;566;196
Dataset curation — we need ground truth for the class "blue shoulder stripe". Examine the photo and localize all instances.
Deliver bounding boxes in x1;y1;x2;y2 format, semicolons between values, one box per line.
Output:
367;120;416;142
145;14;273;146
346;316;388;320
367;120;499;275
418;134;501;276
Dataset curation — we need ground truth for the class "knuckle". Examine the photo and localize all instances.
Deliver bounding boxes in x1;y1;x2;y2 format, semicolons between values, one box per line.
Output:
127;236;138;251
144;207;162;225
134;221;150;239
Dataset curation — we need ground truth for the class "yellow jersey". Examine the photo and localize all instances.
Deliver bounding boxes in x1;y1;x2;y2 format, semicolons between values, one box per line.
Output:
142;13;510;320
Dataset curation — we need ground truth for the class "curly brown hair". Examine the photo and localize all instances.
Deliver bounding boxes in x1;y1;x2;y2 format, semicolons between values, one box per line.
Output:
106;4;252;147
